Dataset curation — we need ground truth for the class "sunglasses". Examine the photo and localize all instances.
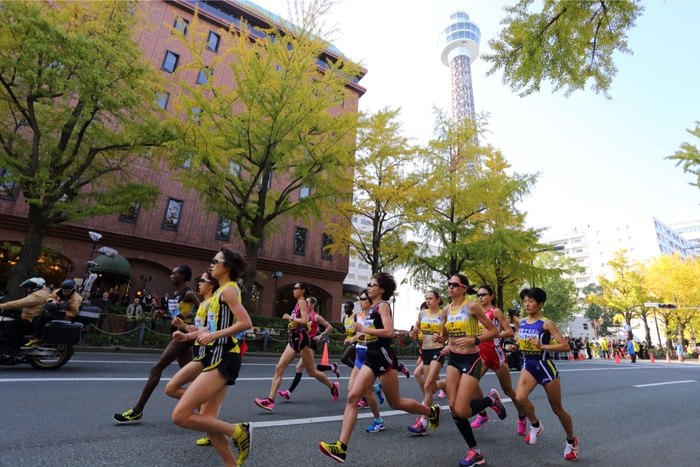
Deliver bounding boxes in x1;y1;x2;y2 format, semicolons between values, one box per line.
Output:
359;297;368;301
367;283;379;288
293;287;301;290
476;293;489;297
447;282;467;288
199;278;212;284
210;258;225;265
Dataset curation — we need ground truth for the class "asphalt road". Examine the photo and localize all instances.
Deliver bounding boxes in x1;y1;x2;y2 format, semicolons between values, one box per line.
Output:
1;352;699;467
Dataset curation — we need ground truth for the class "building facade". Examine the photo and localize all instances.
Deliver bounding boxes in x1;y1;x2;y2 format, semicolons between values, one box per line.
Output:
0;0;366;321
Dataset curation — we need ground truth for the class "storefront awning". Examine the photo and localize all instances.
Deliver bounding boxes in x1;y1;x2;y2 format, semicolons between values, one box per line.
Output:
92;254;131;278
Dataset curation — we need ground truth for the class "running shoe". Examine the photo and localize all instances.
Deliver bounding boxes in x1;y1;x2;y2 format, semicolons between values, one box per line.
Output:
373;383;385;405
232;422;251;465
319;441;347;464
517;417;527;436
331;382;340;402
525;422;544;445
488;388;507;420
428;404;441;430
398;361;410;378
459;449;485;467
196;437;211;446
437;389;447;399
331;362;340;378
564;436;579;461
113;409;142;423
366;420;385;433
470;413;490;429
277;390;291;401
254;397;274;411
357;399;369;409
22;339;39;348
407;418;427;435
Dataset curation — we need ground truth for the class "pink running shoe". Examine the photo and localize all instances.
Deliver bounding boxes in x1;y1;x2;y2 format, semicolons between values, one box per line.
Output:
254;397;274;411
357;399;369;409
331;382;340;402
437;389;447;399
397;361;410;378
488;389;507;420
517;417;527;436
331;362;340;378
277;390;291;401
407;418;427;435
470;414;489;429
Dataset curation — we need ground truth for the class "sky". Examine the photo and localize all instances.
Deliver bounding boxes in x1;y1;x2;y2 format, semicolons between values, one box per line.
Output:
254;0;700;237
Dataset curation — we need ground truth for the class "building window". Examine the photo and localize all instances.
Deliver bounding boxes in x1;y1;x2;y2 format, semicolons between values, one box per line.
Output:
321;233;333;260
0;168;19;200
359;263;368;270
299;186;311;198
180;153;193;169
155;92;169;109
162;198;184;231
207;31;220;51
347;273;355;279
174;17;189;36
361;218;371;226
293;227;307;255
197;68;212;85
228;161;241;176
349;261;356;268
216;216;231;241
118;204;140;223
162;51;179;73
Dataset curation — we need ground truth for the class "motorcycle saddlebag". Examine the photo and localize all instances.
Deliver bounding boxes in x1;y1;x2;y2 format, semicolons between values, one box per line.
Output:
44;320;83;345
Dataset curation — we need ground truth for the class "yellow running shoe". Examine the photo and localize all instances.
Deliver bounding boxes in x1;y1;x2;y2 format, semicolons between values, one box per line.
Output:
196;437;211;446
232;422;251;465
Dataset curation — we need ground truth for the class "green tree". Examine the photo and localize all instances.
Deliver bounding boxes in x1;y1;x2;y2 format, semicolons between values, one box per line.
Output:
483;0;645;98
532;251;583;325
667;122;700;191
166;4;361;305
323;107;418;274
0;0;172;298
582;282;614;338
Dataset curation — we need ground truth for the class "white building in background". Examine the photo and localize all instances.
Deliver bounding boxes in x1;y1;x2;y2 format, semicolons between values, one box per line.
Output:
671;218;700;250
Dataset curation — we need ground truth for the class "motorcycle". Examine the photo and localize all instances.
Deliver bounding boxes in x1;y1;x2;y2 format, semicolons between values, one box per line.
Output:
0;298;83;370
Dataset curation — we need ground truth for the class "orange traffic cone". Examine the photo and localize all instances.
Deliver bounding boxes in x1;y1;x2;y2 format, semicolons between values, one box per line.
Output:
321;342;330;366
666;353;671;363
650;354;656;363
578;353;585;360
678;354;683;363
615;354;621;364
569;353;574;360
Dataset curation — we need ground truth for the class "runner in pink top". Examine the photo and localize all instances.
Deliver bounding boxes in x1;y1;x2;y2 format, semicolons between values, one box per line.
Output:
471;284;526;435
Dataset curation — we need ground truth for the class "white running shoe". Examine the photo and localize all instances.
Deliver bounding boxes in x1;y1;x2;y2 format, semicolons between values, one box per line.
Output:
525;422;544;445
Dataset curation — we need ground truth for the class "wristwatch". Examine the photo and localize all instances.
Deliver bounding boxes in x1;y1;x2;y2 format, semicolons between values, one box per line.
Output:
473;336;480;346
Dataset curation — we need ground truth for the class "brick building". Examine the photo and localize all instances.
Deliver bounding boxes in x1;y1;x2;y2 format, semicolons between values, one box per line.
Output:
0;0;366;321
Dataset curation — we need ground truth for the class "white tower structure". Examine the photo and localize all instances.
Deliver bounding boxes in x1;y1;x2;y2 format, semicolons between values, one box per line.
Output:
439;11;481;123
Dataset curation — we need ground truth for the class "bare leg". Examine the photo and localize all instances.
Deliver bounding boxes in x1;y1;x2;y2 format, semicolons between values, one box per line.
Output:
363;386;380;419
339;365;376;445
414;360;425;397
134;340;190;412
300;346;333;389
268;345;298;400
493;363;523;417
202;387;236;467
422;360;443;410
165;360;204;400
543;378;574;438
514;368;539;424
380;369;431;415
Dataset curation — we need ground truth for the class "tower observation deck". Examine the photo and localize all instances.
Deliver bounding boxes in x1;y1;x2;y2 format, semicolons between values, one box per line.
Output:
439;11;481;123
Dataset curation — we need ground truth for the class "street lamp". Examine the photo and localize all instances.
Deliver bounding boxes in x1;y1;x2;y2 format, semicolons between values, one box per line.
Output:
272;271;283;316
83;231;118;301
531;244;566;287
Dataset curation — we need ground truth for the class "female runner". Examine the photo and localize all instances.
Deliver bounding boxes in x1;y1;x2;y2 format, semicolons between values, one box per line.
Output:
408;291;448;435
339;302;357;369
113;265;199;423
170;247;252;466
514;287;578;461
319;273;441;464
469;285;525;434
442;274;505;467
254;282;339;411
164;271;219;446
277;296;339;401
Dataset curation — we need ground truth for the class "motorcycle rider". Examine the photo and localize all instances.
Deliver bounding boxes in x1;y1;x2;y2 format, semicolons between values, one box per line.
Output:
0;278;50;354
27;279;83;346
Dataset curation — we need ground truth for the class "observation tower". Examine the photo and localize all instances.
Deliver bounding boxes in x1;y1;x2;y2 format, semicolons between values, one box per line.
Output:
439;11;481;123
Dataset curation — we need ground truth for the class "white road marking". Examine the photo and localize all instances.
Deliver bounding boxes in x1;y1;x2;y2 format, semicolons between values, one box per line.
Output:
633;380;697;388
70;360;279;366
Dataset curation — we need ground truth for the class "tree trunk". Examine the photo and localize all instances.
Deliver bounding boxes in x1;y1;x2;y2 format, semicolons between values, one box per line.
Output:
240;240;260;315
663;317;673;351
640;313;652;349
6;205;49;300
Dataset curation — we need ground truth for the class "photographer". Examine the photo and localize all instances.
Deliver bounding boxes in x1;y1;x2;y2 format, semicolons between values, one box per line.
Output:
0;278;50;353
28;279;82;346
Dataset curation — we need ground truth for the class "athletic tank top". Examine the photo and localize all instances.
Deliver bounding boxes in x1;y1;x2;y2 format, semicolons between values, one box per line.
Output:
445;301;479;338
419;308;443;350
205;281;242;353
193;296;217;346
518;318;551;360
480;307;501;348
168;287;194;324
355;311;368;347
308;310;319;337
363;300;391;348
288;302;306;332
343;313;356;337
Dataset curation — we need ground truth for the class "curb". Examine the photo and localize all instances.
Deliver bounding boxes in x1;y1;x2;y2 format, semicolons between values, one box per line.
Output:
73;345;350;358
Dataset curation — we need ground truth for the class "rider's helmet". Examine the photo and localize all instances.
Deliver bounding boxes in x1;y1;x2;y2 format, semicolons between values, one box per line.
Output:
19;277;46;292
60;279;76;296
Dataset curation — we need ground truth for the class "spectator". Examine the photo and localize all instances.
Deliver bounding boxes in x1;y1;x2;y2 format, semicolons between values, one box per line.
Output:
47;282;56;294
160;292;169;310
126;298;143;318
627;339;637;363
95;292;111;312
108;287;119;305
120;294;130;307
585;337;593;359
